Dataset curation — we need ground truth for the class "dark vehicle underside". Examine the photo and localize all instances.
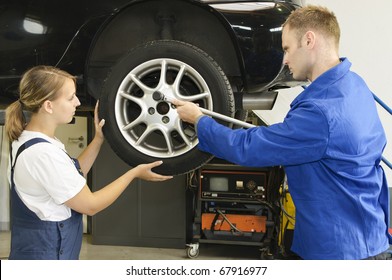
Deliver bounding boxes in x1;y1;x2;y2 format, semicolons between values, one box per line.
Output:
0;0;303;174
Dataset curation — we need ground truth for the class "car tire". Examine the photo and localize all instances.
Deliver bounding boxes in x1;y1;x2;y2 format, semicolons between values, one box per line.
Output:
99;40;234;175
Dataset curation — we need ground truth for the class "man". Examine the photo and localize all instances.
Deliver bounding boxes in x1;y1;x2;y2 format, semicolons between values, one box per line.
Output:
173;5;392;259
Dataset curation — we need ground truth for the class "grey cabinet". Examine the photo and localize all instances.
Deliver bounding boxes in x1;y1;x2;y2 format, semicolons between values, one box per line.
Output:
91;141;187;248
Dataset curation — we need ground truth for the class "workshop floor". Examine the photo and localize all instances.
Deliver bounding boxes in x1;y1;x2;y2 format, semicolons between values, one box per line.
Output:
0;230;261;260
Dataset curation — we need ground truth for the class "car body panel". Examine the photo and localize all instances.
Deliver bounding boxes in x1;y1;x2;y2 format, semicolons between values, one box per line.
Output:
0;0;302;109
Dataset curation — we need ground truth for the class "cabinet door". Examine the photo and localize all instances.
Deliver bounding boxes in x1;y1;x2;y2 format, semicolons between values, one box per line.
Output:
91;141;186;248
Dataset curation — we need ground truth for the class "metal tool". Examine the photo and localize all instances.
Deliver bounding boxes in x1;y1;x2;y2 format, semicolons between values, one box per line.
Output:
160;94;256;129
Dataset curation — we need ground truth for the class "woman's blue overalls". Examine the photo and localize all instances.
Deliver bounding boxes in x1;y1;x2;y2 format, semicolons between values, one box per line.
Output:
9;138;83;260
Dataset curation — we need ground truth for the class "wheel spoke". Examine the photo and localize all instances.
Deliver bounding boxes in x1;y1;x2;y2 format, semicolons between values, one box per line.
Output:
173;64;186;92
174;119;193;147
177;92;210;103
135;125;155;146
134;124;174;155
172;64;210;102
118;90;145;107
129;73;152;92
162;131;174;154
122;115;144;131
158;59;168;88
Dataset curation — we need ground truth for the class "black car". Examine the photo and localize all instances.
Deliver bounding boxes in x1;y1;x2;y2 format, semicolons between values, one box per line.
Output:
0;0;303;175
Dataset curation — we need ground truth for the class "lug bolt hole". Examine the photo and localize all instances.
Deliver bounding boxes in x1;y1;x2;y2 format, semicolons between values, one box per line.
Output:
148;107;155;115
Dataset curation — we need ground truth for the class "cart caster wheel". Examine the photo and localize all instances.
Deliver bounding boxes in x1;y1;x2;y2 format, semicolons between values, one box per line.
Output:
186;244;200;259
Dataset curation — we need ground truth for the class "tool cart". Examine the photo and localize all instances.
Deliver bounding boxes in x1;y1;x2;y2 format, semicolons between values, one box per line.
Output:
185;160;286;259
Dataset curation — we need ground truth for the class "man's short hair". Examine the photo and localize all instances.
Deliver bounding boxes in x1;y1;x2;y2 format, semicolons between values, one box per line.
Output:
283;5;340;47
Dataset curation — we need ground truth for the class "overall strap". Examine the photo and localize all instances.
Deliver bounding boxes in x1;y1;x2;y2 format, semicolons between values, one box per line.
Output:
11;138;50;171
11;137;84;176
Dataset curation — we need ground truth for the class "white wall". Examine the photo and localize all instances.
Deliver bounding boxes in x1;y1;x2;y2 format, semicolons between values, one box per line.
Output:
256;0;392;185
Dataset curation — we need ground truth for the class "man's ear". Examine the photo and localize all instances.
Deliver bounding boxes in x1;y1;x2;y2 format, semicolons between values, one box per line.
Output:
304;31;316;49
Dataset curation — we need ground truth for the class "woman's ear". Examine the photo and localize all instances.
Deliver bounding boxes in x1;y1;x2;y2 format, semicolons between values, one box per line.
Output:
42;100;53;114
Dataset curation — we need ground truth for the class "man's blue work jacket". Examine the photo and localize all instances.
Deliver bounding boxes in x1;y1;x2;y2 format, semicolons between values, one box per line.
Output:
196;58;392;259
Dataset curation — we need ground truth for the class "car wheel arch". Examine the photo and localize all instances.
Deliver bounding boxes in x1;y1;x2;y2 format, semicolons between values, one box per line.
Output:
85;0;244;99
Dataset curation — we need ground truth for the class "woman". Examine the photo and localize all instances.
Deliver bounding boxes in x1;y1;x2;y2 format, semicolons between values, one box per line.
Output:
5;65;172;260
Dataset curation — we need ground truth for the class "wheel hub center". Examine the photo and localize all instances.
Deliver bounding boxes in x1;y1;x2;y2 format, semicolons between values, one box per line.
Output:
156;101;170;115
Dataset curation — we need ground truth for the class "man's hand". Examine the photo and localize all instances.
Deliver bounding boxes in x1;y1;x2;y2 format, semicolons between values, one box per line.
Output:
171;99;204;124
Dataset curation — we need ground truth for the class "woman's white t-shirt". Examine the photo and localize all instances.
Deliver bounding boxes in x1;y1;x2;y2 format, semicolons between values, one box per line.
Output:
10;131;86;221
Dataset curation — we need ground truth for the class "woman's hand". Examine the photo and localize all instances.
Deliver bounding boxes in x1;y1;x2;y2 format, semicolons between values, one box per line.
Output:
93;100;105;142
134;161;173;181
